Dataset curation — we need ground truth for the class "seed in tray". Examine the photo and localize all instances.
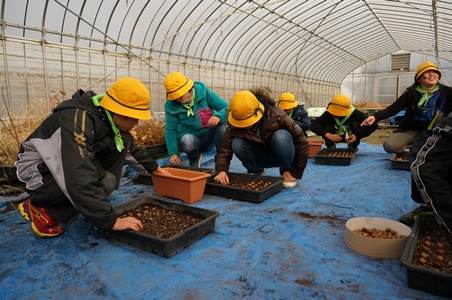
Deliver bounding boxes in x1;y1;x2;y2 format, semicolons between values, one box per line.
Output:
229;178;271;191
326;151;353;157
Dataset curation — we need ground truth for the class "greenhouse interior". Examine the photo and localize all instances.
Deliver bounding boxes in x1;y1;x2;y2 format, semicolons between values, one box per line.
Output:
1;1;452;299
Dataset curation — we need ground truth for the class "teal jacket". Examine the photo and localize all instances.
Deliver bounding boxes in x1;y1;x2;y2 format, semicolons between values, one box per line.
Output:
164;81;229;156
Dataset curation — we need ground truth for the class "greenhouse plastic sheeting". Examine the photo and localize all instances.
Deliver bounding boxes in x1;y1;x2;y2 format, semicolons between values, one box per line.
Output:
0;143;446;299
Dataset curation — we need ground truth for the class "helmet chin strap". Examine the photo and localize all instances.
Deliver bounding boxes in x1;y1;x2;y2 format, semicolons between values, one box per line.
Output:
92;94;125;152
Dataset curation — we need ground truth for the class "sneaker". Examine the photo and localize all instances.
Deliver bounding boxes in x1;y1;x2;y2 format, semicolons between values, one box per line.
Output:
18;198;64;238
399;204;433;226
282;181;297;188
189;153;203;168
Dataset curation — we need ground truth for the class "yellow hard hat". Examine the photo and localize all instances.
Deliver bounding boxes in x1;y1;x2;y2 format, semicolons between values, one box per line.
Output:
415;61;441;81
327;94;352;117
164;72;194;100
278;92;297;110
228;91;265;128
101;78;152;120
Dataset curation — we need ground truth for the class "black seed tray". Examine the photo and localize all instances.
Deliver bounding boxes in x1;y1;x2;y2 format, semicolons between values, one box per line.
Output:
136;165;213;185
144;143;168;158
314;148;357;166
400;214;452;298
390;152;410;171
102;196;219;258
203;172;283;204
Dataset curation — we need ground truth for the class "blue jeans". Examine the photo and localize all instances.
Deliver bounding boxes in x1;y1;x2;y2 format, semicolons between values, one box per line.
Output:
231;129;295;175
179;123;226;162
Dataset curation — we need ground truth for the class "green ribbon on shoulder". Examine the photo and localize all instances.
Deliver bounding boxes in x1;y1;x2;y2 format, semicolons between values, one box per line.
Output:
92;94;124;152
416;85;439;108
333;105;355;135
182;90;196;117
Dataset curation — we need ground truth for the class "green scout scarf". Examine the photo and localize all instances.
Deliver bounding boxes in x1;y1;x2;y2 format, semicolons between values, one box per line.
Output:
182;90;196;117
92;94;124;152
416;85;439;108
333;105;355;135
288;108;294;118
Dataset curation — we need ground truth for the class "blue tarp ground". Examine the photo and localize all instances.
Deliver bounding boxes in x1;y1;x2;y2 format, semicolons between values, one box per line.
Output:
0;143;448;299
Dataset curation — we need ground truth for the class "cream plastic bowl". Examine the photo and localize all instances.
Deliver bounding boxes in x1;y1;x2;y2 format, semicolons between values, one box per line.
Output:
344;217;412;258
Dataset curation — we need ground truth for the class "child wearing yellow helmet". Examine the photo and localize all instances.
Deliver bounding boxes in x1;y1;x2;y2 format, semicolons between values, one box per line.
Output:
310;94;378;149
163;72;229;167
277;92;311;137
16;78;169;238
214;87;309;189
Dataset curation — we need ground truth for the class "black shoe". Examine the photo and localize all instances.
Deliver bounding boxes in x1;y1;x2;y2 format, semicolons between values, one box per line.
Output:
399;204;433;226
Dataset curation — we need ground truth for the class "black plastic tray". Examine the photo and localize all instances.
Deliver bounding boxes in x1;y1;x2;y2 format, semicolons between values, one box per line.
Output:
400;214;452;298
144;143;168;158
390;152;410;171
136;165;213;185
102;196;219;258
203;172;283;204
314;148;357;166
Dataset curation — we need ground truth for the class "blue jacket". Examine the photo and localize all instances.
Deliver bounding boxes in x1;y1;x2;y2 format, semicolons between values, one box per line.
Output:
291;104;311;137
164;81;229;156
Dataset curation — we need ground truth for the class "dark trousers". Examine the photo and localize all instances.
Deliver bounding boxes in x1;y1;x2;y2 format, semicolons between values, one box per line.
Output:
30;136;131;223
410;113;452;233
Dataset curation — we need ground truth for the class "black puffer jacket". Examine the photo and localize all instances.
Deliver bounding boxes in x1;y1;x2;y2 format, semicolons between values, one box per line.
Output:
15;90;158;230
216;98;309;179
310;109;377;140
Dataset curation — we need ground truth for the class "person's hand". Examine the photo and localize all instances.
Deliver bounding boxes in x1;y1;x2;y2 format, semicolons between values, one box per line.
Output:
112;217;143;231
361;116;376;126
153;166;171;175
325;132;342;143
214;171;229;185
206;116;221;127
346;134;357;144
169;154;182;165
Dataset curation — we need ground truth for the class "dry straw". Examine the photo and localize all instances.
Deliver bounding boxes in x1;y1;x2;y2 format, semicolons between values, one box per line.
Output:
0;90;61;165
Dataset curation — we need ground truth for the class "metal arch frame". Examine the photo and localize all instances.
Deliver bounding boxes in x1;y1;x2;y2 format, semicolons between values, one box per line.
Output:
87;0;102;48
208;1;249;70
240;0;289;70
213;5;252;69
216;2;292;72
140;0;166;49
188;2;223;66
1;0;451;99
269;2;325;76
113;1;133;52
171;1;210;65
128;1;151;48
159;1;188;61
294;2;367;84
